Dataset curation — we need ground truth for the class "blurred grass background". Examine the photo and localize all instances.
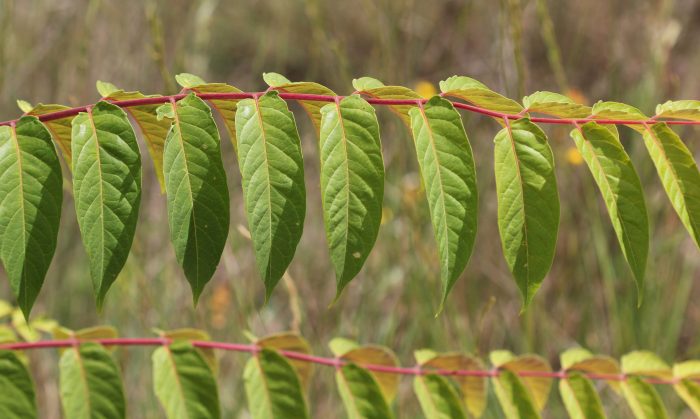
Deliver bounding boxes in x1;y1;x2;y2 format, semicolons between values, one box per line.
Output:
1;0;700;417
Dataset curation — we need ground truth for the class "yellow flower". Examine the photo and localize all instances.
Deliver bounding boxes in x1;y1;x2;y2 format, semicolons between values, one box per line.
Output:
565;146;584;165
415;80;437;99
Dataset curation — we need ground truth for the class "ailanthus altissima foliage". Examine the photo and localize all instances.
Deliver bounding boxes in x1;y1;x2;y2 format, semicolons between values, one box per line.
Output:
2;73;700;316
1;306;700;419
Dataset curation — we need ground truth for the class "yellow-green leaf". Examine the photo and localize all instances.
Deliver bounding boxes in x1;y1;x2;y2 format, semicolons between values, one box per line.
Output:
59;342;125;419
673;360;700;415
351;77;421;126
153;341;220;419
175;73;243;150
97;80;171;190
263;72;336;135
640;123;700;249
440;75;524;114
418;351;487;418
571;122;649;302
0;350;36;418
243;348;309;419
256;332;313;388
522;91;591;118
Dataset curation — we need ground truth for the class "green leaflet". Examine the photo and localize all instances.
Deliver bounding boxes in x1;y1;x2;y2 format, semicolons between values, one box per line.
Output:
414;373;467;419
153;341;220;419
620;351;670;419
160;328;217;374
490;352;552;412
255;332;313;388
440;75;524;114
570;122;649;302
0;117;62;316
522;91;591;118
641;123;700;249
351;77;421;126
621;377;668;419
418;352;488;418
558;373;605;419
263;72;336;135
408;96;478;313
18;102;74;165
0;350;36;419
243;348;309;419
235;91;306;300
336;363;393;419
162;93;230;303
72;101;142;308
59;342;125;419
591;101;648;134
330;339;400;403
494;118;559;307
673;361;700;415
319;95;384;298
491;370;540;419
97;80;172;191
175;73;243;150
655;100;700;120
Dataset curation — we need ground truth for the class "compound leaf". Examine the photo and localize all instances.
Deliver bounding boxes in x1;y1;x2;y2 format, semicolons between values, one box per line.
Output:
235;91;306;300
72;101;141;308
408;96;478;313
162;93;230;303
59;342;125;419
319;95;384;298
243;348;309;419
0;117;62;316
493;118;559;307
153;341;220;419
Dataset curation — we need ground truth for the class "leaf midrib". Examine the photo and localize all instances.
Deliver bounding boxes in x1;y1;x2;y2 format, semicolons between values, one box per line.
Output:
9;124;28;308
252;97;274;281
504;121;531;293
418;106;451;283
171;102;201;286
334;101;352;273
86;109;106;280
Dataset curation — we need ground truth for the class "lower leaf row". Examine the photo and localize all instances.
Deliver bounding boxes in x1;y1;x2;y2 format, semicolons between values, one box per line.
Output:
1;327;699;418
